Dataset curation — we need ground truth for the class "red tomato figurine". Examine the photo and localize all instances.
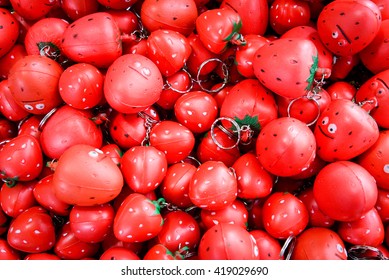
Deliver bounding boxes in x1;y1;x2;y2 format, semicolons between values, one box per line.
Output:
313;161;378;222
53;144;124;206
198;223;259;260
256;117;317;177
291;227;348;260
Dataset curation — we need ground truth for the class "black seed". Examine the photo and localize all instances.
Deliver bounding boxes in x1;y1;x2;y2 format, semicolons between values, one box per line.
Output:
276;77;282;81
173;17;177;20
273;133;278;137
354;36;359;40
264;147;268;151
206;247;210;252
87;18;93;21
348;131;353;135
89;197;95;199
73;33;78;38
124;133;129;138
340;12;345;16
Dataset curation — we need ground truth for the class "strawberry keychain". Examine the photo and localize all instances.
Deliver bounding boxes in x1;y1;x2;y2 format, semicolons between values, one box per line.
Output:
314;98;380;162
355;69;389;129
253;37;330;99
316;0;382;56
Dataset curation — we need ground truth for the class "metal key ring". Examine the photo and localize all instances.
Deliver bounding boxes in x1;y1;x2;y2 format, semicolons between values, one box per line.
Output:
287;95;321;127
196;58;229;93
210;116;240;150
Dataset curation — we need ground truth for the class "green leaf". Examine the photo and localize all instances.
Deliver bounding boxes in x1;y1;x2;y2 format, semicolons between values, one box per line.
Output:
233;115;261;132
223;18;243;42
305;54;319;91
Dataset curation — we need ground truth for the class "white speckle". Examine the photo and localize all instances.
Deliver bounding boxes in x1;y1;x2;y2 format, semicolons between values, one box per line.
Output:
383;164;389;174
139;224;143;228
15;229;21;234
21;143;27;149
34;230;41;234
279;199;285;204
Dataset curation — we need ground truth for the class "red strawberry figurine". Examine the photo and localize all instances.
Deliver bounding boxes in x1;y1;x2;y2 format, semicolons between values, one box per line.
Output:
317;0;382;56
314;99;380;162
195;8;245;54
355;69;389;129
253;38;323;99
